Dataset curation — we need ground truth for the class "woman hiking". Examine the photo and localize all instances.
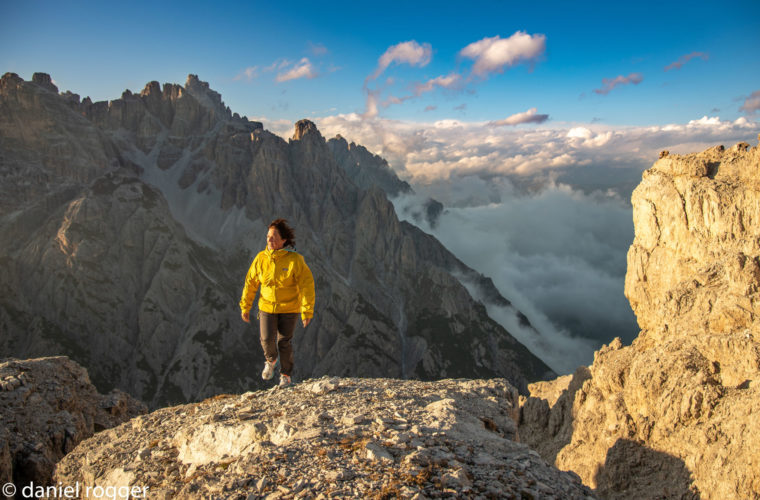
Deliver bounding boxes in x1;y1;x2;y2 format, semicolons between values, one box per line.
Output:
240;219;315;387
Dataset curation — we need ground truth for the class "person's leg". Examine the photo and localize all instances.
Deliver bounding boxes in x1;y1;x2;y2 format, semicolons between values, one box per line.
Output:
259;311;279;364
276;313;299;376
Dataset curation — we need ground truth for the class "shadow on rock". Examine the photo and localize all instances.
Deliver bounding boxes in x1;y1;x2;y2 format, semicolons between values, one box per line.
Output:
594;438;700;500
518;366;591;464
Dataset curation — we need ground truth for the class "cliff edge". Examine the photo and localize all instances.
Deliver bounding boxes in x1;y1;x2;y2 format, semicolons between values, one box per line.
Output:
0;356;146;491
520;139;760;499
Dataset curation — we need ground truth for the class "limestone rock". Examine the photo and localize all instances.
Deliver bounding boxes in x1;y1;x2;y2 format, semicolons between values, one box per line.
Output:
0;356;145;490
520;142;760;499
55;377;595;499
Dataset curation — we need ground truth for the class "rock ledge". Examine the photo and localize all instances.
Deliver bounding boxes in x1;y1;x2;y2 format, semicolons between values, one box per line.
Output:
56;377;595;499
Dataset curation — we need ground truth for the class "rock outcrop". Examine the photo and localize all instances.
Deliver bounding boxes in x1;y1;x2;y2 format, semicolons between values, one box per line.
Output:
55;377;594;499
520;141;760;499
0;356;145;490
0;73;552;408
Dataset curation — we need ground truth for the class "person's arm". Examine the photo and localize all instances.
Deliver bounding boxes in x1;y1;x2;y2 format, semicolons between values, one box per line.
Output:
297;257;315;327
239;257;260;323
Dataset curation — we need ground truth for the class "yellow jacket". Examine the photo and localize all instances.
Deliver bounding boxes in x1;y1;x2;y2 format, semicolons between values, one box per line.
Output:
239;248;315;320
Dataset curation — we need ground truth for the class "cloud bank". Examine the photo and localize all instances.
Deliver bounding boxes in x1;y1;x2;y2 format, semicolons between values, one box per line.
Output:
393;178;636;373
261;114;757;372
310;113;757;189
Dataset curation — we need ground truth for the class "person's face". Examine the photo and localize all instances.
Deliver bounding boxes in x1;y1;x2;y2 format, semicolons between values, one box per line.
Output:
267;227;285;251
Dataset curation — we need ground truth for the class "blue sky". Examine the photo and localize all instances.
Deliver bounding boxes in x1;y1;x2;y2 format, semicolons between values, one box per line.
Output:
2;0;759;127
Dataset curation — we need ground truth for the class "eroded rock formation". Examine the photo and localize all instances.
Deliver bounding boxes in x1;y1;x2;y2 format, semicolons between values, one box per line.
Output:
520;141;760;499
0;356;145;490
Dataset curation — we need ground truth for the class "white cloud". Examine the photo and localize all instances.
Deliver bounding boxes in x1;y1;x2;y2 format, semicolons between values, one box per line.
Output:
459;32;546;77
593;73;644;95
234;66;259;82
362;33;544;118
367;40;433;82
664;51;708;71
276;57;318;82
740;90;760;114
566;127;593;139
489;108;549;127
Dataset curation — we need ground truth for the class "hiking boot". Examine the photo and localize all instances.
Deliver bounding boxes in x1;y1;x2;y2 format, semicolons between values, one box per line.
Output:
261;359;277;380
279;374;292;387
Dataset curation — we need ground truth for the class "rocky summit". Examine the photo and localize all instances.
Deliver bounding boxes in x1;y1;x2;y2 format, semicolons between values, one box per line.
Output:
54;376;594;499
0;72;552;408
520;141;760;499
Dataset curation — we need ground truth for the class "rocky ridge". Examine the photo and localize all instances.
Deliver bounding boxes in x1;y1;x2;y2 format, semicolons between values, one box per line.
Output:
0;356;146;491
520;141;760;499
55;376;594;499
0;72;552;407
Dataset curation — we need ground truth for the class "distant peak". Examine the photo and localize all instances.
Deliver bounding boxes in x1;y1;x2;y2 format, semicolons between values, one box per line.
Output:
330;134;349;147
182;74;228;116
185;74;207;92
32;72;58;94
293;119;322;141
140;81;161;98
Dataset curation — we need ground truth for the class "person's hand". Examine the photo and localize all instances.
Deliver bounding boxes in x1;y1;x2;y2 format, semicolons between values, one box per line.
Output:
302;317;312;328
241;311;250;323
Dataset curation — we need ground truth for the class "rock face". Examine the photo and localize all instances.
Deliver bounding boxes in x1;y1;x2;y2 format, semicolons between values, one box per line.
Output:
55;377;594;499
327;135;413;197
0;356;146;490
520;142;760;499
0;73;552;408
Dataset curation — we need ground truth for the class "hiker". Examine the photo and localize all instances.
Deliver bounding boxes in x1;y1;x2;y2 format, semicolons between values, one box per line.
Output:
239;219;315;387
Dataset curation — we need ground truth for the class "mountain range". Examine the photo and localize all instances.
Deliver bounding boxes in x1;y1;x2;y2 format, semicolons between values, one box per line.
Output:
0;72;552;407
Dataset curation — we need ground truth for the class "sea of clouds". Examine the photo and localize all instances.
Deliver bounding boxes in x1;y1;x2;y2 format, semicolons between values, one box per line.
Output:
393;179;635;373
265;114;758;372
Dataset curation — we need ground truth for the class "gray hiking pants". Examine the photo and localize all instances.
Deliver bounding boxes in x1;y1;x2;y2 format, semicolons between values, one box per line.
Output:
259;311;298;376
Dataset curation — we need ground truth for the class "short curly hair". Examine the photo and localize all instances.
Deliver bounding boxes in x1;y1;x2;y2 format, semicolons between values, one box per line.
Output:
268;218;296;247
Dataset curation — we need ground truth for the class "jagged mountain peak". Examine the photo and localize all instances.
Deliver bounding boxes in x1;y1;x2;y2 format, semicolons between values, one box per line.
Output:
183;73;227;114
31;72;58;93
292;118;322;142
